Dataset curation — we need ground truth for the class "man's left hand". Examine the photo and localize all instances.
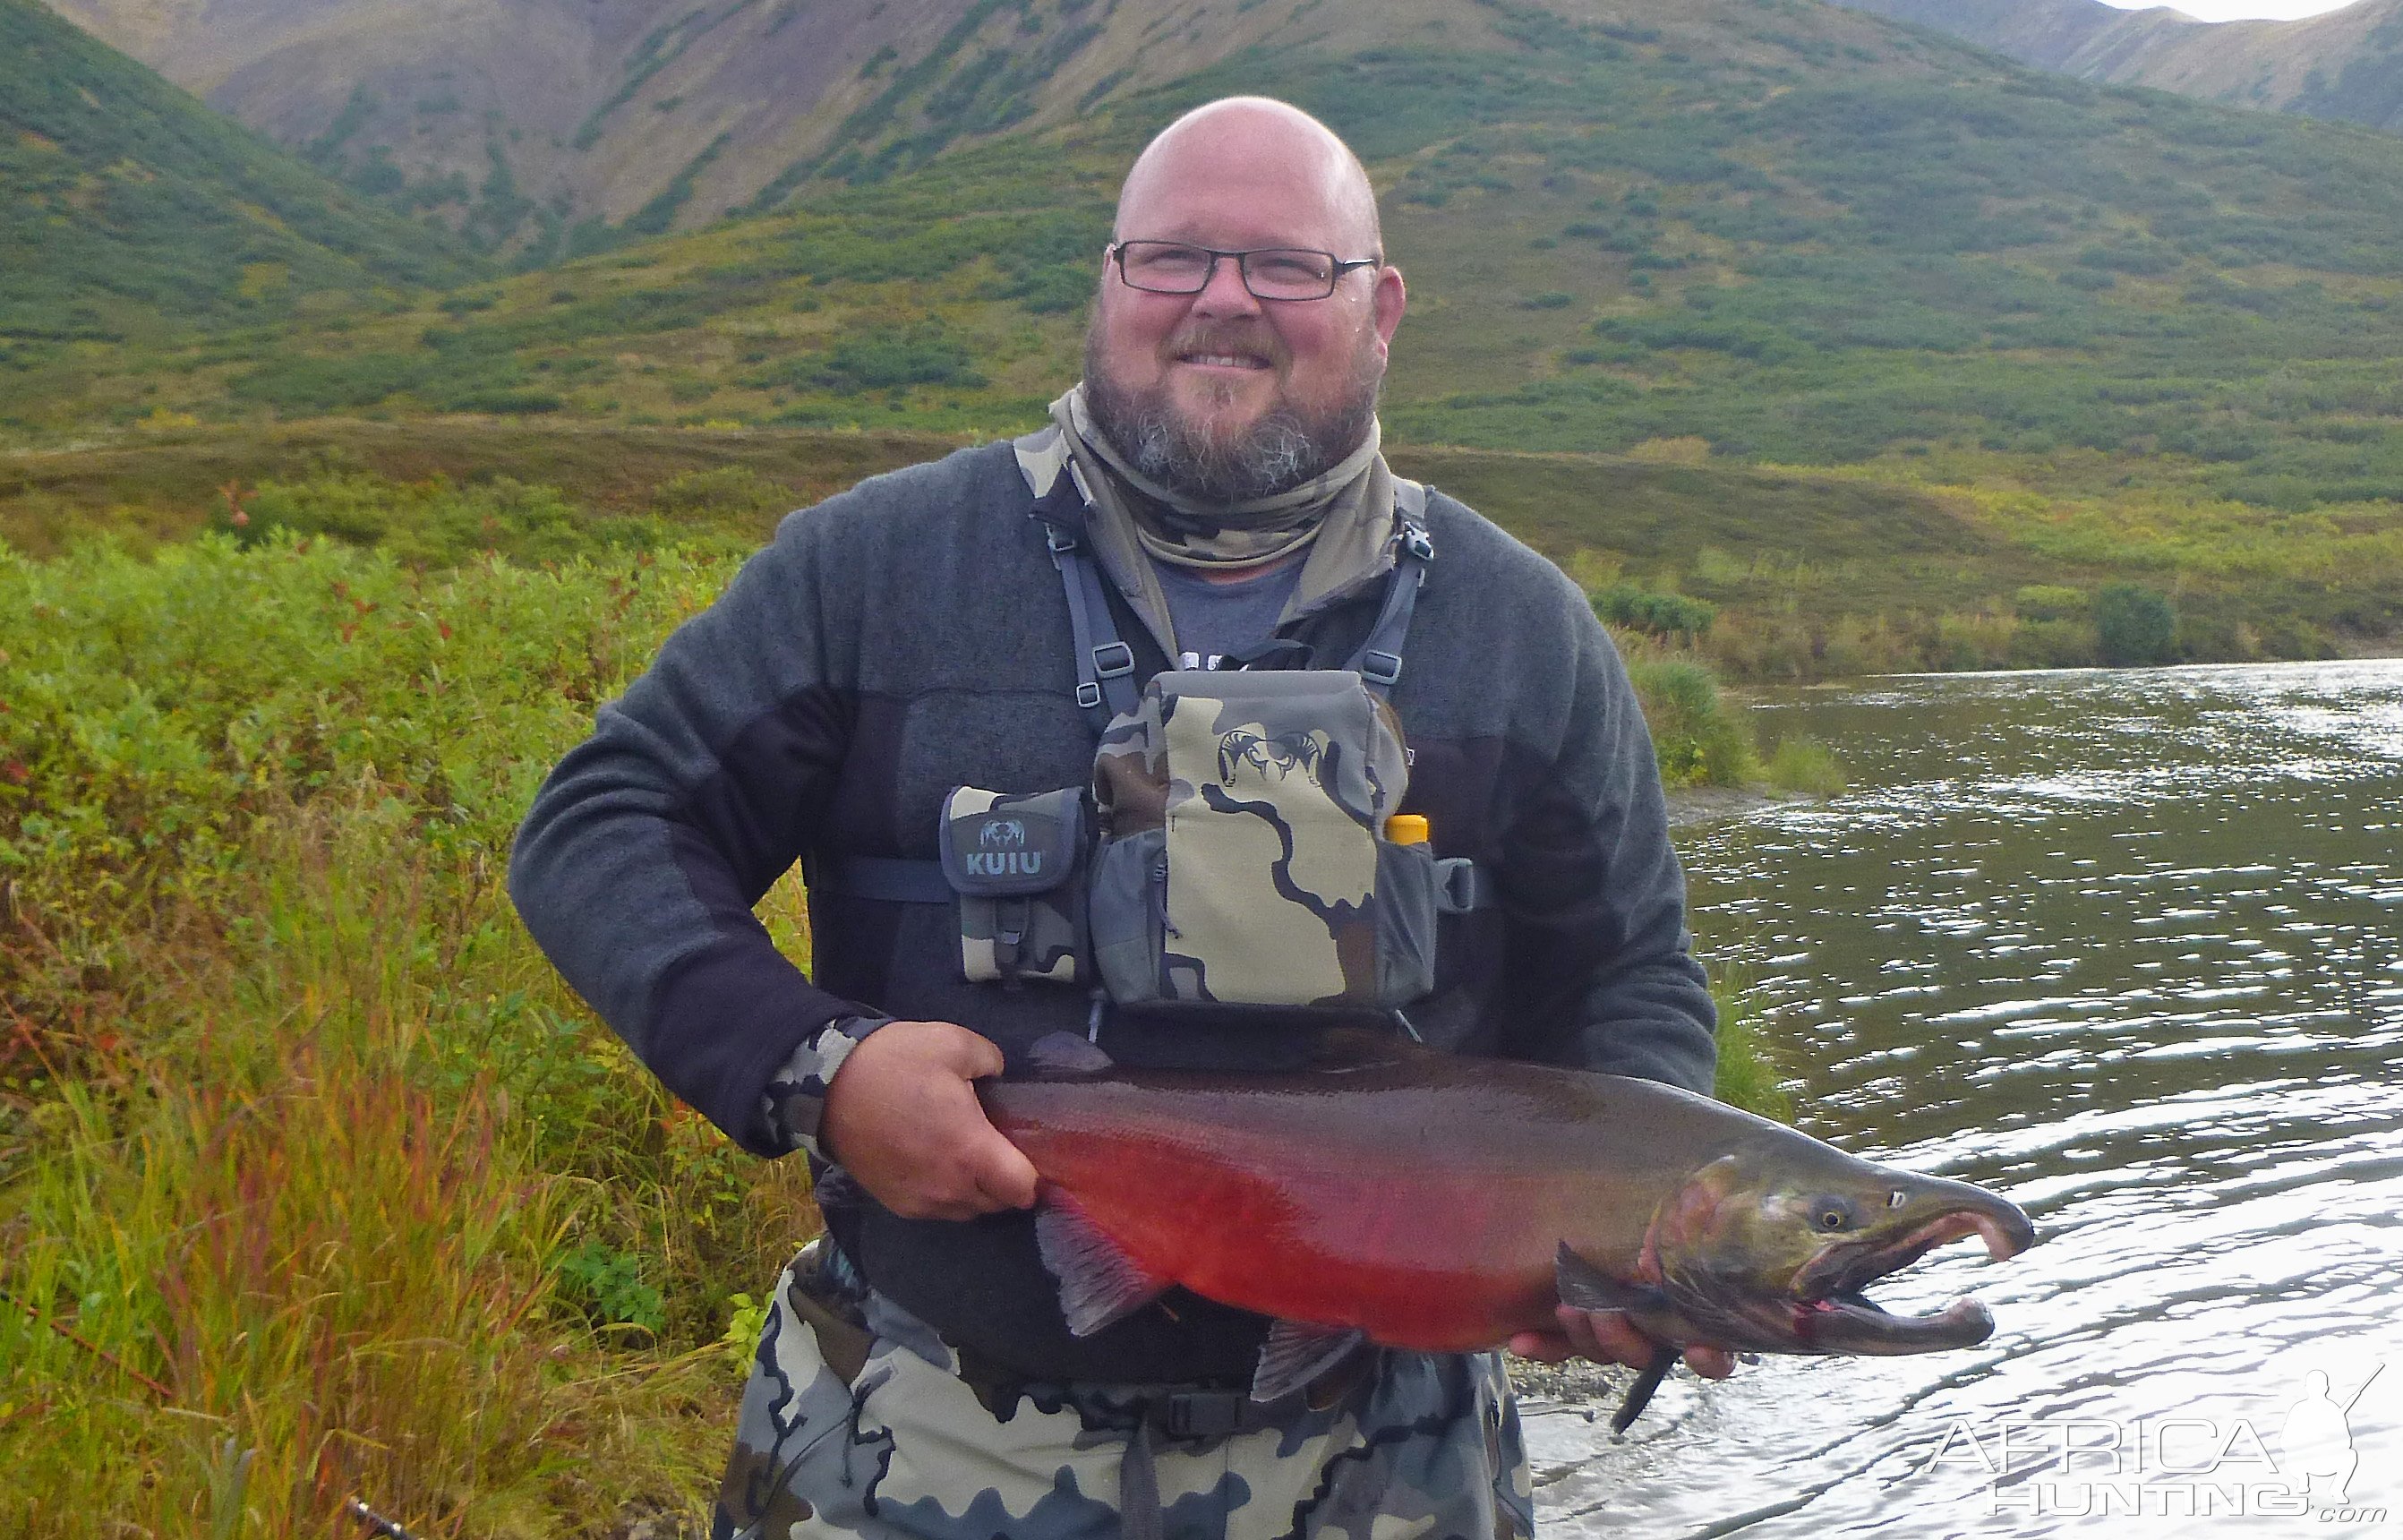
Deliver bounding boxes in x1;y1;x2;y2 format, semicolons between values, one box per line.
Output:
1508;1305;1736;1380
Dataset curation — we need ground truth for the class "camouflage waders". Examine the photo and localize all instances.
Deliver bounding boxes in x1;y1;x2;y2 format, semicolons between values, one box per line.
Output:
714;1242;1534;1540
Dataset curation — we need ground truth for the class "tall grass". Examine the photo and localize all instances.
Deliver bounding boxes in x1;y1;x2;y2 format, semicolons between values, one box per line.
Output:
1707;964;1792;1125
1621;654;1759;789
0;536;820;1536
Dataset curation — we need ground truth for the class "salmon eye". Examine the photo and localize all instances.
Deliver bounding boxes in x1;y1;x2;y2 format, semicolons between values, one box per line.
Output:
1818;1207;1848;1230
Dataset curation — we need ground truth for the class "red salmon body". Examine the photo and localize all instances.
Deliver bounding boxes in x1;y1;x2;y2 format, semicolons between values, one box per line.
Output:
983;1052;1701;1353
977;1034;2036;1420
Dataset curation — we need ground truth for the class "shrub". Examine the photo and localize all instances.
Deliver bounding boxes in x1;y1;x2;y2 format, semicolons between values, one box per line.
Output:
1626;656;1757;787
1594;582;1717;642
767;321;988;396
2095;582;2178;664
2013;584;2088;622
1762;735;1847;797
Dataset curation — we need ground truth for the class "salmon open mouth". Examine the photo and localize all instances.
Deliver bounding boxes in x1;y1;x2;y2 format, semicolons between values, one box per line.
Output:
1786;1206;2033;1351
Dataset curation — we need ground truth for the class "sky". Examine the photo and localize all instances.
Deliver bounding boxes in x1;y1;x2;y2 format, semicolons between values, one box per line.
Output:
2100;0;2358;17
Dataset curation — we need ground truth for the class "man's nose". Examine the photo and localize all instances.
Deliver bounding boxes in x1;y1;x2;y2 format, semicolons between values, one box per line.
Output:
1191;253;1263;317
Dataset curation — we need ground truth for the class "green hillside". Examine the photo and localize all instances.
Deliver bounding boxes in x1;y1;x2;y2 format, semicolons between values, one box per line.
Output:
4;0;2402;661
0;0;477;349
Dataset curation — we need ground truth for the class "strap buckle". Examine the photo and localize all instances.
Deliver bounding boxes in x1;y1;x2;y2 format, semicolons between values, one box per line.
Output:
1075;681;1103;709
1092;641;1135;679
1046;525;1079;556
1157;1390;1249;1441
1398;522;1434;564
1435;857;1491;914
1359;649;1403;687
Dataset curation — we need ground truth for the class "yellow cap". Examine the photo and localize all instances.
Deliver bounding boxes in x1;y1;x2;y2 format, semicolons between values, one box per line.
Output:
1383;814;1430;845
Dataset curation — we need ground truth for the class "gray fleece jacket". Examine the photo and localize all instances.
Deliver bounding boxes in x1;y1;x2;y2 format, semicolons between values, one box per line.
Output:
509;440;1715;1384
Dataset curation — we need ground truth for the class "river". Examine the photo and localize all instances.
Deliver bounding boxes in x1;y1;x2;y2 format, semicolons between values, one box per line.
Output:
1528;658;2403;1538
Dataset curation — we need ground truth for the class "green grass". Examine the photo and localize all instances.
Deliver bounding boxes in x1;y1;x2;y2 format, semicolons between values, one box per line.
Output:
1625;655;1759;789
1709;965;1792;1124
0;534;821;1535
1760;735;1848;798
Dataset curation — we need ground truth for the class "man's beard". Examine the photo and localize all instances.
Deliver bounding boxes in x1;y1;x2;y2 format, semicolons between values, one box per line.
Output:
1083;323;1382;504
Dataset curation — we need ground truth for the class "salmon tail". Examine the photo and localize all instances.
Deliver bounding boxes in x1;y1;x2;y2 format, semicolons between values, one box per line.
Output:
1611;1345;1679;1436
1033;1194;1168;1335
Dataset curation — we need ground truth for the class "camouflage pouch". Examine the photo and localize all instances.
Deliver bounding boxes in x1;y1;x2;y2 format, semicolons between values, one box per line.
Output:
1089;670;1438;1011
940;787;1089;985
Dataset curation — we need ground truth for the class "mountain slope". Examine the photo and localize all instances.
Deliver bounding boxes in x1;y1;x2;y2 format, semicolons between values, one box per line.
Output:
2;0;476;346
1833;0;2403;133
28;0;2028;252
39;0;1512;252
17;0;2403;524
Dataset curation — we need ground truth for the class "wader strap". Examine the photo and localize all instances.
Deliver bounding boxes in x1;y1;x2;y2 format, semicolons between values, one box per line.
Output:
814;855;954;904
1045;522;1140;732
1347;488;1432;696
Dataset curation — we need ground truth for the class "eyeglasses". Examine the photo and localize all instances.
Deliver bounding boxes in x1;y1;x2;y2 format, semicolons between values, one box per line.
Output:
1109;241;1381;302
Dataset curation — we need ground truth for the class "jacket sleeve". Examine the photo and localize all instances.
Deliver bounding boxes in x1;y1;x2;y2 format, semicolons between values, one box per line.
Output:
507;504;884;1158
1495;584;1718;1096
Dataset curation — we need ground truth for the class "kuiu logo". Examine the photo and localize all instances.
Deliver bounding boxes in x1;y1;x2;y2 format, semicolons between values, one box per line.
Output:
1218;729;1326;787
964;817;1043;878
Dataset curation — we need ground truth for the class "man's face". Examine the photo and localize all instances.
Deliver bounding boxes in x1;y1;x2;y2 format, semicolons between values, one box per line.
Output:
1084;117;1406;502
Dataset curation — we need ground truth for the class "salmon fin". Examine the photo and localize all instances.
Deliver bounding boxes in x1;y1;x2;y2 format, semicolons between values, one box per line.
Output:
1022;1032;1116;1081
1034;1197;1167;1336
1252;1321;1365;1404
1609;1345;1678;1436
1556;1243;1665;1314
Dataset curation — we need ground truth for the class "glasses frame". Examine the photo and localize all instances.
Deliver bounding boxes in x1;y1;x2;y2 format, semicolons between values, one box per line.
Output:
1108;241;1383;302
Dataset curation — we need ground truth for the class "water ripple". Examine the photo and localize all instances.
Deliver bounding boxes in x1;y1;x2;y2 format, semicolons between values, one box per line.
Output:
1561;659;2403;1537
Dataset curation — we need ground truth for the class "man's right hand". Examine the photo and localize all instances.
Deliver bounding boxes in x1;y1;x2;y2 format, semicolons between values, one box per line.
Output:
819;1020;1040;1220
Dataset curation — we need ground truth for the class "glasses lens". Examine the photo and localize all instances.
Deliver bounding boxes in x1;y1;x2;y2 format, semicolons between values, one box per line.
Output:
1118;243;1213;293
1244;249;1337;300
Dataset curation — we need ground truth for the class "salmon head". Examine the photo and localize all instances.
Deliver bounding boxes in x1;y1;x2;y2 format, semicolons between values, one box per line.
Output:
1559;1141;2037;1359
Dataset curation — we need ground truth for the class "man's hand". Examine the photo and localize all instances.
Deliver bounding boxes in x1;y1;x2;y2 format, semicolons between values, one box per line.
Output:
819;1020;1039;1220
1509;1305;1736;1381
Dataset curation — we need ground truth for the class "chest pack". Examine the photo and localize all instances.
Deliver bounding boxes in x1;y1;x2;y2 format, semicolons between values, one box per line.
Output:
816;474;1489;1023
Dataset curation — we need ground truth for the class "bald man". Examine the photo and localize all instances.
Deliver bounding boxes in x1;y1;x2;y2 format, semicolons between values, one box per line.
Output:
512;97;1719;1538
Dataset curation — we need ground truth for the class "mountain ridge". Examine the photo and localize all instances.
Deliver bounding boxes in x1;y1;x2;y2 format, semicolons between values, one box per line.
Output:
32;0;1978;252
1830;0;2403;133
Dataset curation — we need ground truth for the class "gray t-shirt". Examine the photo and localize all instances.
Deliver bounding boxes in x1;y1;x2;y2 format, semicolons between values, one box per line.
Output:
1152;557;1305;670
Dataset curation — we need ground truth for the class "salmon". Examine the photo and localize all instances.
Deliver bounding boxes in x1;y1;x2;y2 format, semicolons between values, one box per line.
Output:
981;1033;2036;1427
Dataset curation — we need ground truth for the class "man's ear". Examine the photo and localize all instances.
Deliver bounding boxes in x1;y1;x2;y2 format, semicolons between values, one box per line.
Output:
1373;264;1407;350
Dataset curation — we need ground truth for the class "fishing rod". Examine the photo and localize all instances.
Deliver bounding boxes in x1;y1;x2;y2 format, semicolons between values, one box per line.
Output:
344;1497;423;1540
